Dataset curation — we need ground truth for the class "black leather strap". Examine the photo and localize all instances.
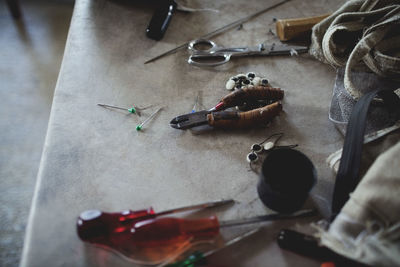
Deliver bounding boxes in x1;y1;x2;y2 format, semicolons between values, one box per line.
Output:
331;89;400;221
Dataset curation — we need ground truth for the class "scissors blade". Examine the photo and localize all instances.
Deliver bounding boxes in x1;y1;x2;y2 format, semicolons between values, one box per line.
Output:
262;44;309;56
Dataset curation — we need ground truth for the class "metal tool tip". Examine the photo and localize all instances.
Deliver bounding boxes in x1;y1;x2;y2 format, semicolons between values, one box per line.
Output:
170;116;182;128
170;123;179;129
208;199;235;208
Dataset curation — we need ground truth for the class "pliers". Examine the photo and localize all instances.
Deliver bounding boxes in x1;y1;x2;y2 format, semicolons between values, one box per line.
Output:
170;86;284;130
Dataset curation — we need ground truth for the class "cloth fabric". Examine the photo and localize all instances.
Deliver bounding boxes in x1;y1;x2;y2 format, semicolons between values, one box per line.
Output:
317;140;400;267
309;0;400;100
310;1;400;265
329;68;400;135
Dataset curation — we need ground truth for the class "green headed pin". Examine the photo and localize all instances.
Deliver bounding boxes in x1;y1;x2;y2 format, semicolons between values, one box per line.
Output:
136;107;163;131
97;103;152;116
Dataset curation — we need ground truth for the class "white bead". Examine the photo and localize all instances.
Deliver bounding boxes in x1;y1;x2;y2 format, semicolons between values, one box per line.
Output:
253;77;261;86
263;141;275;151
225;79;236;90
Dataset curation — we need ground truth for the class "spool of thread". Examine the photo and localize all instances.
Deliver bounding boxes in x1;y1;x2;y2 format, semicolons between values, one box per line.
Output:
257;148;316;213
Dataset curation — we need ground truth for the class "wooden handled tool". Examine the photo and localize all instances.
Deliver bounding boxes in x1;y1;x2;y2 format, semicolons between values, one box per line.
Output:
170;87;284;130
276;14;330;41
221;86;284;108
208;102;282;129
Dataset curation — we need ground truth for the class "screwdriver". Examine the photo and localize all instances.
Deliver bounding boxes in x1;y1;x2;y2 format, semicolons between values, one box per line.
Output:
165;228;260;267
97;103;152;116
129;209;316;247
77;199;234;243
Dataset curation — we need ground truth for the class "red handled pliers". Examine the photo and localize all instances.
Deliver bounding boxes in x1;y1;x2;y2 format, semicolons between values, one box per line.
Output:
170;86;284;130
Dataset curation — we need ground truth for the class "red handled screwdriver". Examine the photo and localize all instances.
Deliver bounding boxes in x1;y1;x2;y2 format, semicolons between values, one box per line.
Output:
96;209;315;264
77;207;314;264
129;209;315;247
77;199;234;244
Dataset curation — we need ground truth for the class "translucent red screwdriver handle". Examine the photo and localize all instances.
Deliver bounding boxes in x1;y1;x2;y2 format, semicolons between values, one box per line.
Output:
131;216;220;246
77;208;155;244
77;211;219;264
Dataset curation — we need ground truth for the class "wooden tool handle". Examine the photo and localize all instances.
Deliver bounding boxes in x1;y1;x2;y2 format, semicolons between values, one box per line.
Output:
276;14;330;41
208;102;282;129
222;86;284;108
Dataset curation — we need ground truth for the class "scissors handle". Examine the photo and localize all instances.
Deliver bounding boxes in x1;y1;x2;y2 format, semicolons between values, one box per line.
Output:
188;39;218;54
188;39;238;66
188;53;232;67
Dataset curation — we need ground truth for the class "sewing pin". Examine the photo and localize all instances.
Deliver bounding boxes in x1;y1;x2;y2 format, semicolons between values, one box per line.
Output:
136;107;163;131
97;103;152;116
191;92;200;113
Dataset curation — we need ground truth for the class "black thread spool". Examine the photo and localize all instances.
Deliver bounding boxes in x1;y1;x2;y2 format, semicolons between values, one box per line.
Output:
257;148;316;213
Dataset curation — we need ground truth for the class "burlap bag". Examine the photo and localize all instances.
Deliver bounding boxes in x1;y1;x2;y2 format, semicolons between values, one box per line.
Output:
309;1;400;266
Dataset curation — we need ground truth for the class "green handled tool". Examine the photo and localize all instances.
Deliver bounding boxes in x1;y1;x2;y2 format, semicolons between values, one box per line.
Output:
165;228;260;267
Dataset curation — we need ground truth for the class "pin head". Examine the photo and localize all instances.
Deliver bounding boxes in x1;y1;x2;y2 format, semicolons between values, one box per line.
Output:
128;107;136;114
251;144;263;153
247;152;258;163
136;125;142;131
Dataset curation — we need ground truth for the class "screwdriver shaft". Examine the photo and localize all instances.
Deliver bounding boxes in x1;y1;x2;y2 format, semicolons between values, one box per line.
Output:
156;199;234;217
219;209;316;228
203;228;260;257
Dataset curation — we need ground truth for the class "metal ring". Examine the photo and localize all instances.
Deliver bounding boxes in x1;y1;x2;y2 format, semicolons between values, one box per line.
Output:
188;39;217;53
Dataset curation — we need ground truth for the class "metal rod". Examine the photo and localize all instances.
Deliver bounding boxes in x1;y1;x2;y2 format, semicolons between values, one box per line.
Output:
156;199;234;217
97;103;128;111
219;209;317;228
136;107;163;130
144;0;292;64
203;228;261;257
191;92;200;113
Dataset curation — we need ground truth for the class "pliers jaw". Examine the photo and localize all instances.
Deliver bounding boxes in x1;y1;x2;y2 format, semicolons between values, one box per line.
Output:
170;110;209;130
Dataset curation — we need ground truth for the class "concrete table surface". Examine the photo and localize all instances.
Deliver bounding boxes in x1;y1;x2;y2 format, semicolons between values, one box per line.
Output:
21;0;345;266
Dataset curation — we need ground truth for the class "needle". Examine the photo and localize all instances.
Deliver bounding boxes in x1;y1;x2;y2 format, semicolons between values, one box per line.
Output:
97;103;152;116
136;107;163;131
191;93;200;113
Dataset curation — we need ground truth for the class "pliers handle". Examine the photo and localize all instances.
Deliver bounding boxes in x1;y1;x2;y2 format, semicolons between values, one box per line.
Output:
170;86;284;130
211;86;284;111
208;101;282;129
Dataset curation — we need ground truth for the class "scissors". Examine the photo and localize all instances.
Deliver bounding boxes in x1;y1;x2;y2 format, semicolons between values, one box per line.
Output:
188;39;308;67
